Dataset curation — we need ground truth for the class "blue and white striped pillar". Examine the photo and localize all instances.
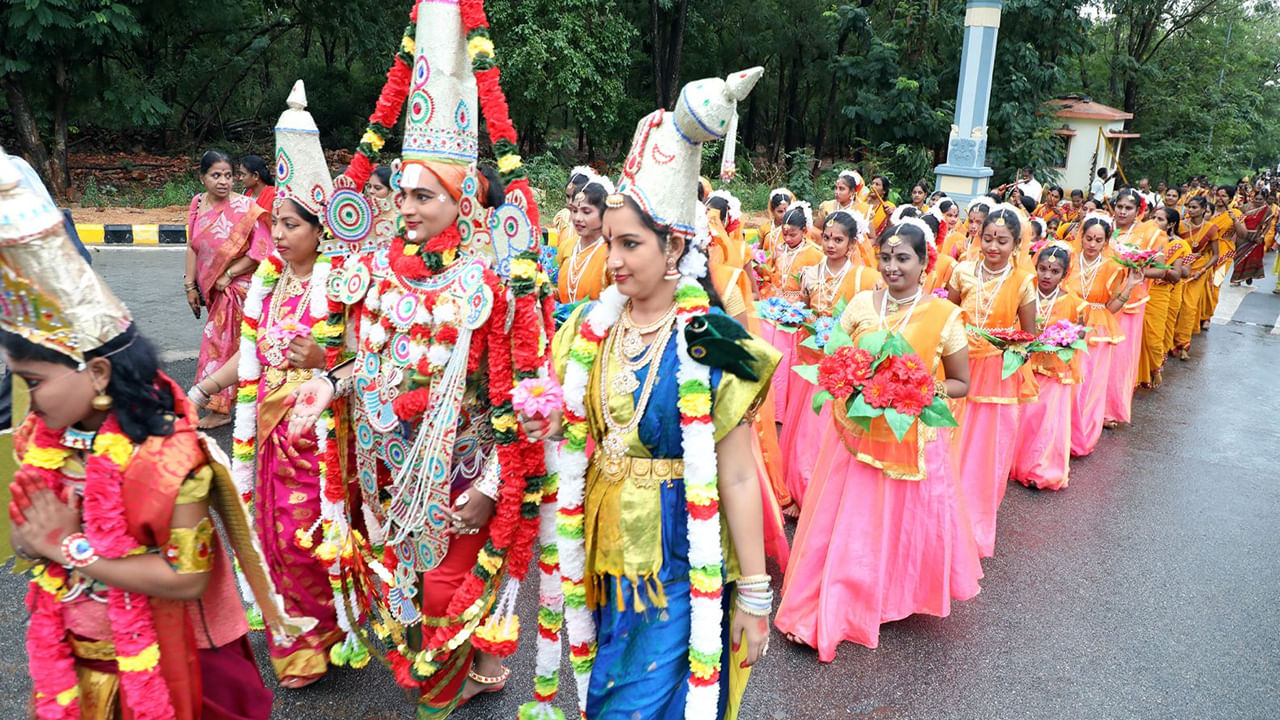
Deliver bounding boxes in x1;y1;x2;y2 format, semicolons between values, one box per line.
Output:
934;0;1002;205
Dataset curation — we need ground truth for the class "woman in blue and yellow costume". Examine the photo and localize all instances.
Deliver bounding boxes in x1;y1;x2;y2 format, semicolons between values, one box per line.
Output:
520;68;775;720
286;2;554;716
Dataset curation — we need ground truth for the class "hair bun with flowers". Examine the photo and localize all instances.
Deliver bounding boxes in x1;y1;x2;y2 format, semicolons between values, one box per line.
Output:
838;169;865;192
787;199;815;229
707;189;742;226
1082;211;1114;235
769;187;795;205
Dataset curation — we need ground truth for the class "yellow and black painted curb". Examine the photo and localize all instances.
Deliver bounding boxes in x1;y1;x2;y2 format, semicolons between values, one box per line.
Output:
76;223;187;245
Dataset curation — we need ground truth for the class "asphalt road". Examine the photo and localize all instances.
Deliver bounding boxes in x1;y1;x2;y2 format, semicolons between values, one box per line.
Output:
1;248;1278;719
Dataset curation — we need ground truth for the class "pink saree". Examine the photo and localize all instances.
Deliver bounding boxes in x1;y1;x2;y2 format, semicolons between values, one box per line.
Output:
189;193;271;414
251;286;341;681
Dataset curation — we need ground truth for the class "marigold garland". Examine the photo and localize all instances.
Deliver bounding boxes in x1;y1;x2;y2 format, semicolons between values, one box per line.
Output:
23;417;176;720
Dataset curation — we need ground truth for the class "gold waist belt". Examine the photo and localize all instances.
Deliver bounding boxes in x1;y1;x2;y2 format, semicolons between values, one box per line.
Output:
69;635;116;662
595;454;685;487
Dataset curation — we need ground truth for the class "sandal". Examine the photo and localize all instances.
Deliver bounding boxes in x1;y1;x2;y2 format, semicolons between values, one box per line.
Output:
458;666;511;707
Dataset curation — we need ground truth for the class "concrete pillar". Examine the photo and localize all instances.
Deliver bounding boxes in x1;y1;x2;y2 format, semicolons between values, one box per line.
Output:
934;0;1003;205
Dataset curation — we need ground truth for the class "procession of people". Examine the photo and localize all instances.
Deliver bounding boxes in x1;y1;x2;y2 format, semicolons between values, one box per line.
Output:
2;0;1276;717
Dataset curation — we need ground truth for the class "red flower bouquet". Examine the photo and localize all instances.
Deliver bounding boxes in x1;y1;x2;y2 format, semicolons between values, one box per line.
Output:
795;328;957;441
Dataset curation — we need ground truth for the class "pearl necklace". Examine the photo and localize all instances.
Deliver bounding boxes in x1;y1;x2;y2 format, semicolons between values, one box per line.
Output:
566;235;605;301
1078;252;1104;300
262;264;313;366
813;259;851;313
1035;286;1061;328
974;261;1012;327
878;287;923;334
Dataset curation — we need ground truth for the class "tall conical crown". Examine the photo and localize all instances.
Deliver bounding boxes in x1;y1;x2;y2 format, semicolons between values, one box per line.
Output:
0;148;131;362
615;67;763;238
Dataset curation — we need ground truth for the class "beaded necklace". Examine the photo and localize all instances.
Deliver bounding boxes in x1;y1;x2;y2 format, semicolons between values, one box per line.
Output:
878;287;923;333
565;235;605;301
974;261;1012;327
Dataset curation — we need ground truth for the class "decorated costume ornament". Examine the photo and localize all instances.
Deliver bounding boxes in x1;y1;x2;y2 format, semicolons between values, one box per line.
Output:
0;147;132;363
310;0;553;698
615;67;763;240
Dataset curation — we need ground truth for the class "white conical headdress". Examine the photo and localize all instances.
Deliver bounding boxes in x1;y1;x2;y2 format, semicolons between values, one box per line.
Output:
274;80;333;218
615;67;764;239
400;0;478;185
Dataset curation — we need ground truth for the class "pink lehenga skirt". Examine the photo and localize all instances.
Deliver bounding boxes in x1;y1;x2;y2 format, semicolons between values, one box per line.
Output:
757;319;802;419
1011;376;1073;490
1105;308;1145;424
1071;342;1113;456
778;351;830;509
955;354;1026;558
775;427;983;659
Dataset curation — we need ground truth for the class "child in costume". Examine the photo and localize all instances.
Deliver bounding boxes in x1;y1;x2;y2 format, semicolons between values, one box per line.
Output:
1;147;309;720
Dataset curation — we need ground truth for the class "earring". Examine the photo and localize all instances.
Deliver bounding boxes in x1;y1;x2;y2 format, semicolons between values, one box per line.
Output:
91;391;113;412
663;257;681;280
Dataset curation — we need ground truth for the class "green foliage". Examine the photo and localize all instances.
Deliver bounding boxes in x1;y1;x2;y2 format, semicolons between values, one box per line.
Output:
3;0;1273;208
1067;0;1280;180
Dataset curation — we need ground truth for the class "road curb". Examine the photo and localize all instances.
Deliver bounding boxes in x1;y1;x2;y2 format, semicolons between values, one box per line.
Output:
77;223;187;245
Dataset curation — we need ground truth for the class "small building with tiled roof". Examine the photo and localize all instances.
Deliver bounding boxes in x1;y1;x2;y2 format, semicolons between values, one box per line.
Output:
1045;95;1139;194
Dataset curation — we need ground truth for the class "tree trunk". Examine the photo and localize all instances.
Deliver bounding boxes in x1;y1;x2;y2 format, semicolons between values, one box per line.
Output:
650;0;664;108
664;0;689;108
2;79;63;199
52;59;71;198
783;55;802;154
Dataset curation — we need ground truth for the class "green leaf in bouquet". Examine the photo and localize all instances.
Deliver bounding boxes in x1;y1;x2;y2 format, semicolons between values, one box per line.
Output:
1056;347;1075;362
966;324;1002;347
882;331;913;357
831;296;849;319
811;389;833;415
825;322;853;354
883;407;914;441
849;416;873;432
919;396;959;427
792;363;820;385
1071;338;1088;350
857;329;888;355
1001;349;1028;379
777;323;799;334
800;334;822;351
846;393;881;420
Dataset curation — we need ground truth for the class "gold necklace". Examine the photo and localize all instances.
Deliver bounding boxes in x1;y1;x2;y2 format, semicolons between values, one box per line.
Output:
1035;287;1060;328
1079;252;1104;300
974;261;1011;327
599;314;673;465
262;264;313;367
813;260;851;314
612;302;677;394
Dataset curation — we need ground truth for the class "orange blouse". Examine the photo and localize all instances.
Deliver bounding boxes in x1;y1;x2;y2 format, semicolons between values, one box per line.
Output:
763;240;824;302
1027;288;1087;384
947;261;1036;358
556;232;611;303
835;294;968;480
1065;250;1126;343
800;262;881;316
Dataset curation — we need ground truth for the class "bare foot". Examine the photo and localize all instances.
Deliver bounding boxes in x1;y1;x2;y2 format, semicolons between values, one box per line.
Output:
198;412;231;430
279;674;322;690
459;666;510;705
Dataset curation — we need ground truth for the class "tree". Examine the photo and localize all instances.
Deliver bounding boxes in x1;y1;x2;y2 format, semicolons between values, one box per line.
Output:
1;0;144;198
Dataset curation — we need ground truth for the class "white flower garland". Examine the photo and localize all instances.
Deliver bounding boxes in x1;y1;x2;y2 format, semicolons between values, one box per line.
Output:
552;271;726;718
